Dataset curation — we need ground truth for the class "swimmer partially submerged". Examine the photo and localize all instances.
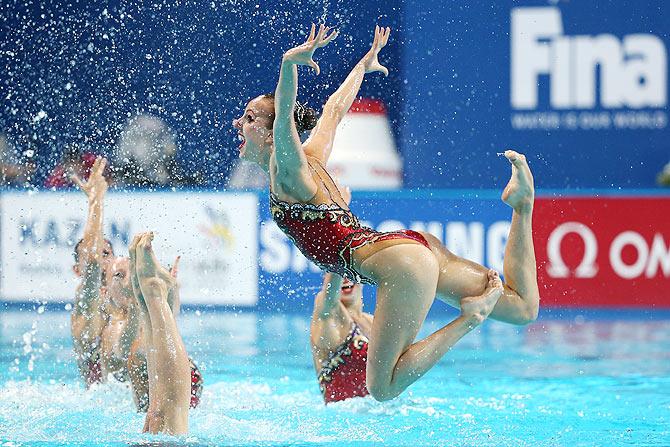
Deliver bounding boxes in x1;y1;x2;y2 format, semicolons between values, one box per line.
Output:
311;273;372;403
128;232;194;435
70;158;201;434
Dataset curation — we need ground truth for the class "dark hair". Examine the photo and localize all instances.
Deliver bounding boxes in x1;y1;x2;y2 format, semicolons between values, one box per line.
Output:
262;94;318;134
73;238;114;263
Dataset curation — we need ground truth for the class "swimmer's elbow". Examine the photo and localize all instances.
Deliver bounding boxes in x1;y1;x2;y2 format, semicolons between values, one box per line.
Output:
367;385;399;402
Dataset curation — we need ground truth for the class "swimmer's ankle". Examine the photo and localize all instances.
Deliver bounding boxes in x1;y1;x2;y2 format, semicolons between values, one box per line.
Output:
513;200;534;215
459;314;484;328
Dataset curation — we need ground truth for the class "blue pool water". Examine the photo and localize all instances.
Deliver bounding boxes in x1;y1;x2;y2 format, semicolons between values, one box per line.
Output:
1;306;669;446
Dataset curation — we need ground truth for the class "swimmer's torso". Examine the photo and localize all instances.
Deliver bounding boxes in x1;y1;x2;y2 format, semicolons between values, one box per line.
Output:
315;322;370;403
270;155;430;283
100;310;131;381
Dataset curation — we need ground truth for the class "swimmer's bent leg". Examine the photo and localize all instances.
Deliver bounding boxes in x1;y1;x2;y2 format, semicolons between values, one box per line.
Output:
421;151;540;325
361;244;481;401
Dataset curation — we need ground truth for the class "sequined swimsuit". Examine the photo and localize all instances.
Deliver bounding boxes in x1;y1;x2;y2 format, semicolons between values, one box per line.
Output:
318;323;369;403
270;158;430;284
134;357;203;412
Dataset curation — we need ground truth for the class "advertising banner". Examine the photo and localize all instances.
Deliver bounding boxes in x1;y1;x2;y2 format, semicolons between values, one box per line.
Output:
534;196;670;308
0;191;258;305
401;1;669;189
258;192;670;310
2;191;668;309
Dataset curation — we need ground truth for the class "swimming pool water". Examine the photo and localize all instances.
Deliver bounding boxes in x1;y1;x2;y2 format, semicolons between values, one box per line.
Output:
1;307;669;446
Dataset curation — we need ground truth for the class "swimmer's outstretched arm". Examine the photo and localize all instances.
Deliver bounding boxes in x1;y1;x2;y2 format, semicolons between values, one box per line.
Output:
305;25;391;163
70;158;108;384
72;157;107;314
274;24;337;180
313;273;345;319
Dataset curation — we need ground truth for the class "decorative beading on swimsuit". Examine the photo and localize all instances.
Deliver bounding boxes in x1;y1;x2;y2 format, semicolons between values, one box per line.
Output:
135;356;203;413
270;193;430;284
318;323;369;403
270;156;430;284
270;196;360;229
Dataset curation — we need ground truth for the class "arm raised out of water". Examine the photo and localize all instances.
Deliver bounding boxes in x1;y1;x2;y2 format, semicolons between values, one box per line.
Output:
304;25;391;164
313;272;346;320
273;23;337;197
71;157;108;316
70;157;109;386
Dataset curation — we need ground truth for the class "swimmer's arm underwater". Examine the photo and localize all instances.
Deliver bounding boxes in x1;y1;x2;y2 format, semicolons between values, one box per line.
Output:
273;24;337;179
305;25;391;164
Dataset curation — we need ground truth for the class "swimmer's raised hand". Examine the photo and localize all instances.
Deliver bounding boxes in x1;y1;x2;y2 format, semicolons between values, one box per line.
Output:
362;26;391;76
283;23;338;75
72;157;108;200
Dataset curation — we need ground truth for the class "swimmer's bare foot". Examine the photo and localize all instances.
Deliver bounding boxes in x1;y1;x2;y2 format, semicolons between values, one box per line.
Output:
129;234;150;323
460;270;503;325
501;150;534;214
135;232;171;301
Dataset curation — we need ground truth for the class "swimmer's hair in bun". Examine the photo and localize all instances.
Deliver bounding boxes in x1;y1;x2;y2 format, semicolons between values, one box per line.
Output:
262;93;319;133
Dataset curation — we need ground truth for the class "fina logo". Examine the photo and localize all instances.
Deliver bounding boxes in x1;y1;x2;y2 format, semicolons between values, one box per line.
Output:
511;7;668;110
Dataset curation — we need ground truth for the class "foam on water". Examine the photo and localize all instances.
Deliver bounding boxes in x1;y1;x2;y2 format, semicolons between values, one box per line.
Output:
1;309;669;446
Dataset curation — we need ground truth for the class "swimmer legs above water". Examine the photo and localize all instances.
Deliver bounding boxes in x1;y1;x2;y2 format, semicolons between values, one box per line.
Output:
233;24;540;401
129;232;191;435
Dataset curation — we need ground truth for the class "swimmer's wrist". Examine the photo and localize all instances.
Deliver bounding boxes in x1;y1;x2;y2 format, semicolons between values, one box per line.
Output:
281;54;298;66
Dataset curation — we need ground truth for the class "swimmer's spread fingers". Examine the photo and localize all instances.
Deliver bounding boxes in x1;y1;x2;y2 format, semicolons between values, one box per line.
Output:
316;26;338;48
363;25;391;76
71;157;108;196
373;25;390;50
285;23;337;75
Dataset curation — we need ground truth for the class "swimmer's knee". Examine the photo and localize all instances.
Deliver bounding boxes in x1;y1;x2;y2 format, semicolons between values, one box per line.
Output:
509;299;539;325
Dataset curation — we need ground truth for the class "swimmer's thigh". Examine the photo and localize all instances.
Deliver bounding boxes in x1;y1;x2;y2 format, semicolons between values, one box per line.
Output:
419;231;530;324
360;244;439;396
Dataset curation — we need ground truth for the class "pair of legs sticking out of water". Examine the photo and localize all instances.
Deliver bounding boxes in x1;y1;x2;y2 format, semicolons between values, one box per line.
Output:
236;24;539;401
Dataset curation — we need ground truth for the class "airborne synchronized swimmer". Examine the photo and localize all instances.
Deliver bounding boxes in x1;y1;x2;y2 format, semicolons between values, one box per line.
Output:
233;24;539;401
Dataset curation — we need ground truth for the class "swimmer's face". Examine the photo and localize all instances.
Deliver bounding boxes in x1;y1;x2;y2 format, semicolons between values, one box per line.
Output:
73;239;114;277
232;96;274;162
340;278;363;310
100;241;114;280
107;256;133;309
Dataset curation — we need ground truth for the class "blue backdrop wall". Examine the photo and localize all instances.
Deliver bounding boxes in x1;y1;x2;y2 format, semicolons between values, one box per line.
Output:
1;0;668;188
